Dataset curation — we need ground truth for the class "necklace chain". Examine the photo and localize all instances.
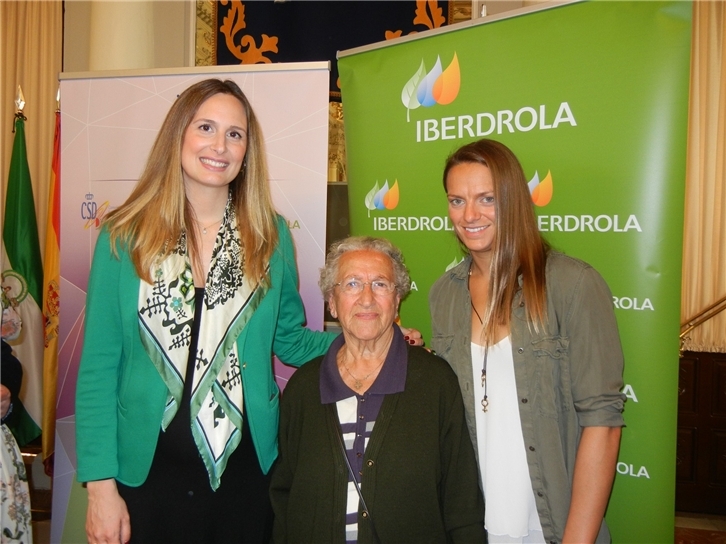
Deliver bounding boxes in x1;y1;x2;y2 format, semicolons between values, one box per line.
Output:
197;217;223;235
342;357;385;391
468;266;489;412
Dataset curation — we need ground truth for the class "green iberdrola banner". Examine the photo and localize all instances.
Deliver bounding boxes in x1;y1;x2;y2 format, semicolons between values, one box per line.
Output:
339;1;691;541
2;115;44;445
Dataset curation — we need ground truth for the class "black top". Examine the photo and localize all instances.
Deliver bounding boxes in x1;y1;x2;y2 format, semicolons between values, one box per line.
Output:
1;340;23;425
116;288;273;542
154;288;205;464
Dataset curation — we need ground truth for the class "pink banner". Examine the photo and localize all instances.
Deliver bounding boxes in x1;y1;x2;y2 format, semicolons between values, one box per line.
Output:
53;65;330;542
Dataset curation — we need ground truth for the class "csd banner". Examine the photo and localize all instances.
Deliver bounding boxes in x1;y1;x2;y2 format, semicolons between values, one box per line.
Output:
54;65;330;543
339;1;691;541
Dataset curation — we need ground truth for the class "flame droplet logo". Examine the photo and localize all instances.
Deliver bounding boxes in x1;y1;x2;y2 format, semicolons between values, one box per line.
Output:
528;171;553;207
445;256;465;272
365;180;399;217
401;53;461;122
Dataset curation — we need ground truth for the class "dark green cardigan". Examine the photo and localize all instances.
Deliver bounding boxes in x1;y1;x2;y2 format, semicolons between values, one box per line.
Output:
270;344;485;543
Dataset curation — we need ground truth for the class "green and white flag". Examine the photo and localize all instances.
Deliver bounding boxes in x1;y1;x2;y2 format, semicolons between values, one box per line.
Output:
2;113;44;445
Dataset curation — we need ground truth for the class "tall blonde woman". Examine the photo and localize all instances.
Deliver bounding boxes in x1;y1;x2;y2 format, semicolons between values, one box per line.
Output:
74;79;427;544
429;139;625;544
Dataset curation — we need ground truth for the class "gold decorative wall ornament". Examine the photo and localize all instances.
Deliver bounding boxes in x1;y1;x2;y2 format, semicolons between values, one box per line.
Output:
385;0;447;40
195;0;216;66
328;102;347;182
220;0;279;64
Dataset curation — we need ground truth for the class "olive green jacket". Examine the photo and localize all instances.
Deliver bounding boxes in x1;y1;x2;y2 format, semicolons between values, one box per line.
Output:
429;252;625;544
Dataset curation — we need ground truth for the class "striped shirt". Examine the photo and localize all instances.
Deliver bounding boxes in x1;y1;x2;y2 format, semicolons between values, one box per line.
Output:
319;327;408;543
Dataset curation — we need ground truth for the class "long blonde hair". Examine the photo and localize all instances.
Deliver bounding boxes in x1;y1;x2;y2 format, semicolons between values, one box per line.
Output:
443;139;549;344
104;79;277;285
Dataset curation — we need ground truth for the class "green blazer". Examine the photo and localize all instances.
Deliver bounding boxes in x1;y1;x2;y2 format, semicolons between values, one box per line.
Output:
75;217;335;485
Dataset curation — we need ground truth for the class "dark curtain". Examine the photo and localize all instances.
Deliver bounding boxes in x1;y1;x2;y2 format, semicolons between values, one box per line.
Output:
216;0;451;98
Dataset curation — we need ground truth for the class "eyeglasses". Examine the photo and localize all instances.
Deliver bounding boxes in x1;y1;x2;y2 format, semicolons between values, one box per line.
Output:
334;278;397;296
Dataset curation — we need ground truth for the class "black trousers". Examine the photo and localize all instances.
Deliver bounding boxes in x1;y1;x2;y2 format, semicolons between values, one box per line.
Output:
118;413;273;544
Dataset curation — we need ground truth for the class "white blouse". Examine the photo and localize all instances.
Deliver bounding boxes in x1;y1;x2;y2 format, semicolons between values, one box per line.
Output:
471;337;545;544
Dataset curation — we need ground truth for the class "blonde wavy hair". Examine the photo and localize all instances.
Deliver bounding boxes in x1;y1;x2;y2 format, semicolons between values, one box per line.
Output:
104;79;277;286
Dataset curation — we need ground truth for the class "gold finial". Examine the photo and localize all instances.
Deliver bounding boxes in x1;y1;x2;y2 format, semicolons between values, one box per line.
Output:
15;85;25;113
13;86;27;129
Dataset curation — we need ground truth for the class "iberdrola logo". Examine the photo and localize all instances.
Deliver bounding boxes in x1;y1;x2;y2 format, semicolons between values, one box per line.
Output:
365;180;399;217
445;256;465;271
528;171;553;207
401;53;461;122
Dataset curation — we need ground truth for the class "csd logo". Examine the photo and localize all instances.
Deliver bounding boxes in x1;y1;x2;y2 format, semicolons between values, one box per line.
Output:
81;200;98;219
81;193;110;229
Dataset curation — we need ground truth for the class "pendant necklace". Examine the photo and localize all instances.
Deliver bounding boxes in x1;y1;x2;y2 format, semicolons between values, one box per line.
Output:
199;217;222;235
468;267;489;412
343;357;385;391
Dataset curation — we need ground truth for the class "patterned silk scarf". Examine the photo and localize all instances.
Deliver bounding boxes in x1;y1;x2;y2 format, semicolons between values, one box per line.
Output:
138;203;267;490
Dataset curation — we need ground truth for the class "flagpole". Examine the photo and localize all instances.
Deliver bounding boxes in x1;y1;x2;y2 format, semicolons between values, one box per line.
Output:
2;85;45;446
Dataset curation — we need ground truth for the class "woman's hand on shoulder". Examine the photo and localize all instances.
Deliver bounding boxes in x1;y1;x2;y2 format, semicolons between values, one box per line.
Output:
86;478;131;544
399;325;424;346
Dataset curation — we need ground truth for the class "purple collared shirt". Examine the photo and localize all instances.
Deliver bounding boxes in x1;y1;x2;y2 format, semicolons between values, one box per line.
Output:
319;324;408;479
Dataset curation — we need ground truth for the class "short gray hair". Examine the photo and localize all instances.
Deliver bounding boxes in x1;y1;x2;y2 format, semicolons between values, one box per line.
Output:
319;236;411;300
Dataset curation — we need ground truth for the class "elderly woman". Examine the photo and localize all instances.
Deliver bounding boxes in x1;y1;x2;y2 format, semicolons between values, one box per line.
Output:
270;236;485;543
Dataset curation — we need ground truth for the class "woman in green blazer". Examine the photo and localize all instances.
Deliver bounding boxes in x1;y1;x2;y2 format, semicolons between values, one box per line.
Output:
75;79;425;544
